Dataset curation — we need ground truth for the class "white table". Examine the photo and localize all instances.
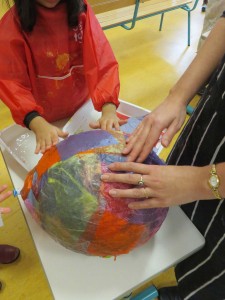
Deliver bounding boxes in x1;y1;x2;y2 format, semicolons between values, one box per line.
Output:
0;100;205;300
1;147;205;300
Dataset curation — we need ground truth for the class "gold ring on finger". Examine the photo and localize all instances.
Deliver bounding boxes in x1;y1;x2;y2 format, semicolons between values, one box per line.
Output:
138;175;144;186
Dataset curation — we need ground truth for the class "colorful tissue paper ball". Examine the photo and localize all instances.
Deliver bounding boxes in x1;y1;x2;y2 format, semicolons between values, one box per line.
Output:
21;120;168;257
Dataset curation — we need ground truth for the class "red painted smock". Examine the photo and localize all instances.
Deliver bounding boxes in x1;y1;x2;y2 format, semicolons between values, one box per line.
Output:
0;1;120;125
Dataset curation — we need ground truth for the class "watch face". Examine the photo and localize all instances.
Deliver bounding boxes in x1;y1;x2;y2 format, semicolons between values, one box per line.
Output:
209;175;219;188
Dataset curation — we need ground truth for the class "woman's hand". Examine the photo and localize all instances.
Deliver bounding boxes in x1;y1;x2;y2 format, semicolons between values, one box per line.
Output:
29;116;69;154
122;97;187;162
0;184;12;214
101;162;213;209
89;103;127;131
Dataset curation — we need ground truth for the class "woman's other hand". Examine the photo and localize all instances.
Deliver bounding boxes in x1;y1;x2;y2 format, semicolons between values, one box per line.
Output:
122;97;187;162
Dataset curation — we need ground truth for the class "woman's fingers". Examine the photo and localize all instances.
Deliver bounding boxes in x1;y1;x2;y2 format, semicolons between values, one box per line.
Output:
123;119;164;162
161;115;185;148
102;172;148;186
106;185;166;209
136;126;163;163
128;198;165;209
109;186;152;198
107;162;151;175
122;124;149;161
124;123;143;144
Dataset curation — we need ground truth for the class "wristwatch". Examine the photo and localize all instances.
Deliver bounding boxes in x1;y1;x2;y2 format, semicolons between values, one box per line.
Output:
208;164;222;200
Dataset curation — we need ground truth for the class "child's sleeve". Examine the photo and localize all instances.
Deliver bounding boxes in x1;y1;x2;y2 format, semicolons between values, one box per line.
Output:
0;80;43;126
0;12;43;126
83;2;120;112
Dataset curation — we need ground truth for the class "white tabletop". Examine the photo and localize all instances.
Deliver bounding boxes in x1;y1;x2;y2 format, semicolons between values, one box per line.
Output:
0;100;205;299
2;148;205;300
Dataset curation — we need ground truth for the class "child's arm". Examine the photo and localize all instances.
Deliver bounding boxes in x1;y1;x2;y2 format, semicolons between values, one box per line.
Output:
29;116;68;154
89;103;126;131
83;5;123;131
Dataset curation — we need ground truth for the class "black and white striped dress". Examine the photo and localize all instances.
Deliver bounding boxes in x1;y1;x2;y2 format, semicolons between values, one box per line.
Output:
167;17;225;300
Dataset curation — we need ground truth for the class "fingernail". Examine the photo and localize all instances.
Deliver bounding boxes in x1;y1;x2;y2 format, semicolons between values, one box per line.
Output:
128;203;135;209
163;139;169;147
101;175;109;180
109;190;117;196
108;163;115;169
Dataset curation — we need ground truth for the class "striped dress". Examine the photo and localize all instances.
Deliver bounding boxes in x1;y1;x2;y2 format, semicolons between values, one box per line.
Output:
167;16;225;300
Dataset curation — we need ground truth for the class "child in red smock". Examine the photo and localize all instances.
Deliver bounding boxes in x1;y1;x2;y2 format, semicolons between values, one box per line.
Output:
0;0;124;153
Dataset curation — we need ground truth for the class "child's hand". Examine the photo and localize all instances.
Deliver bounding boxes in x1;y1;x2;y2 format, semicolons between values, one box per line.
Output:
29;116;69;154
0;184;12;214
89;103;127;131
89;114;127;131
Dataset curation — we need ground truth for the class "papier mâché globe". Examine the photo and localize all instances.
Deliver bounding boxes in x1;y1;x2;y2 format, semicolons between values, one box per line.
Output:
21;118;168;257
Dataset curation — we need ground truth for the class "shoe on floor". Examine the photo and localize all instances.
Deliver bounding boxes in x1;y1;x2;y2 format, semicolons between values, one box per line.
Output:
158;286;182;300
0;244;20;264
201;4;207;12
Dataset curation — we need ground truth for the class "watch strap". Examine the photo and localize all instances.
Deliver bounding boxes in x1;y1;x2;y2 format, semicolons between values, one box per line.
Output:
209;164;222;200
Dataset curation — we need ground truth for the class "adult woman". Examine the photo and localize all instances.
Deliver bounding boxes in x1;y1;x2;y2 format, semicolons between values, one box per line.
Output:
101;12;225;300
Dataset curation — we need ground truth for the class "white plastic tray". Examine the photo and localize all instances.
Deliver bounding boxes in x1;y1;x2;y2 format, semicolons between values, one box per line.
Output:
0;125;42;172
